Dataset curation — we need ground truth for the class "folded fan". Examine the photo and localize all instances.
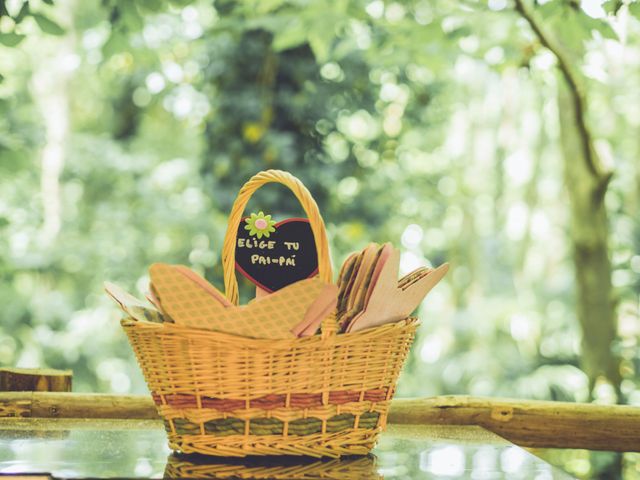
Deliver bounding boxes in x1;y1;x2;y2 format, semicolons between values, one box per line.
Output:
337;243;381;331
336;243;448;333
149;263;336;339
348;250;448;333
172;264;233;307
289;283;338;337
104;281;167;323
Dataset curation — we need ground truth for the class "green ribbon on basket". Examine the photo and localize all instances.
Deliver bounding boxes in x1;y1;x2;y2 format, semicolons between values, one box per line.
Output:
168;412;380;437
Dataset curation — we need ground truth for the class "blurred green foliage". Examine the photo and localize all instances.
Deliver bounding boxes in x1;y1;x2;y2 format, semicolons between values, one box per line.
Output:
1;0;640;477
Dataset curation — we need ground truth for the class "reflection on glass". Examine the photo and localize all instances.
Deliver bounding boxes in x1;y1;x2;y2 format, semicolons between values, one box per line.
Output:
420;445;466;476
0;420;575;479
472;446;498;475
501;446;528;474
164;453;380;479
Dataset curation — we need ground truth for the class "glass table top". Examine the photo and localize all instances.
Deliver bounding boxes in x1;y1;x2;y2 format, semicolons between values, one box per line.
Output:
0;418;575;479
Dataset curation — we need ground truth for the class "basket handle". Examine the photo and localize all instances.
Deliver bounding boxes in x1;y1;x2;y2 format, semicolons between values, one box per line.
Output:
221;170;333;305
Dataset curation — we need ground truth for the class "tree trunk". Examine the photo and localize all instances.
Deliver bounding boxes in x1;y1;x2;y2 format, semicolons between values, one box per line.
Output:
31;6;74;245
557;80;621;400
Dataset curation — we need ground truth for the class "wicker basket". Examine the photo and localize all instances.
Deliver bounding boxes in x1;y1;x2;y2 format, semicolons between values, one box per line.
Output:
122;170;418;458
164;453;381;479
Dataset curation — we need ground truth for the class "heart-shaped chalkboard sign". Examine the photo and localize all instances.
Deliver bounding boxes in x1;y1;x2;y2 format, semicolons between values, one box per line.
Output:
235;213;319;292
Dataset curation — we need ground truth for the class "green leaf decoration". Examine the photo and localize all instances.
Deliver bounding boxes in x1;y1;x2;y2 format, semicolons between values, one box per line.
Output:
244;212;276;239
32;13;65;36
629;2;640;21
0;32;26;47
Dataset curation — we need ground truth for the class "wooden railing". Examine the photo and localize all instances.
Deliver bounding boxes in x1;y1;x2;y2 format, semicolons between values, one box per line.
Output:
389;396;640;452
0;392;638;452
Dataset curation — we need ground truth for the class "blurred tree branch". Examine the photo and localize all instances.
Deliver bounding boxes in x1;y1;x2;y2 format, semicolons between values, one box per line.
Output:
513;0;612;195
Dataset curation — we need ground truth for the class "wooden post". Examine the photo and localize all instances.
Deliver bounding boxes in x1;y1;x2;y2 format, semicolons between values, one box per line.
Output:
0;368;72;392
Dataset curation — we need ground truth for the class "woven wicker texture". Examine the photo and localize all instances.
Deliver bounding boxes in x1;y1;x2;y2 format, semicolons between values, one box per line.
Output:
122;170;418;457
164;453;381;479
122;315;417;456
